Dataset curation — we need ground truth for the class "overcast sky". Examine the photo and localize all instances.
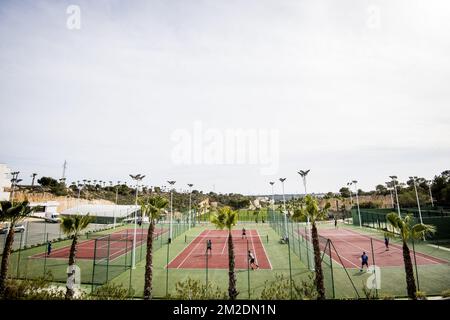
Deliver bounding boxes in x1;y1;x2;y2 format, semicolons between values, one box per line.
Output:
1;0;449;195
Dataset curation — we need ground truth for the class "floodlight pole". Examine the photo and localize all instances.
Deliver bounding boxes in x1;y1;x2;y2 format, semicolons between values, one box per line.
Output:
116;181;121;205
390;176;401;218
386;182;395;208
298;170;311;231
168;181;176;242
269;182;275;212
279;178;288;239
427;180;434;207
347;182;353;206
10;171;20;204
352;180;362;227
188;184;193;228
410;177;423;224
130;174;145;269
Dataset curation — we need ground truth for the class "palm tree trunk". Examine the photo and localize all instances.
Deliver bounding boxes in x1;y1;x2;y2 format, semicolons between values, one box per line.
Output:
311;222;325;299
143;220;155;300
402;241;417;299
65;235;78;300
0;224;16;295
227;231;238;300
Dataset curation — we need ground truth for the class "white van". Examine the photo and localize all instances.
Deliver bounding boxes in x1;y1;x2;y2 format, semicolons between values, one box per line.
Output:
45;212;61;223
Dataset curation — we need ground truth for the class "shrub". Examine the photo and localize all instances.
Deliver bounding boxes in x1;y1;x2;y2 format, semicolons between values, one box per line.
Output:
416;291;427;300
3;272;66;300
359;201;382;209
260;273;317;300
172;278;227;300
441;289;450;298
90;283;131;300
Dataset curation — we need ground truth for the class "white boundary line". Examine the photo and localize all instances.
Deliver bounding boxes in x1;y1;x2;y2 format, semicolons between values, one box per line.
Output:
176;230;211;269
256;229;272;269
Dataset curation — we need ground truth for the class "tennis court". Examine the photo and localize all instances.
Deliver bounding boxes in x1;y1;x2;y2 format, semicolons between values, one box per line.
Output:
167;229;272;269
314;228;448;268
31;228;168;261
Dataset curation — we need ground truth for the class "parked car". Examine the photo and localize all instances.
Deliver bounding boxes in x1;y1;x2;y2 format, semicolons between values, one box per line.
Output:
0;224;26;234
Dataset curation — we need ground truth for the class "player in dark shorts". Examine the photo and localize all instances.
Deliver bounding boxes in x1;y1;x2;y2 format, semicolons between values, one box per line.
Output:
248;250;259;270
206;239;212;255
334;217;338;229
384;235;390;251
47;241;52;256
360;251;369;272
242;228;246;239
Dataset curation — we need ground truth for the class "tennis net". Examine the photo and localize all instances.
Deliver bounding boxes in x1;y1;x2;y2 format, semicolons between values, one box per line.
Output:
184;234;269;244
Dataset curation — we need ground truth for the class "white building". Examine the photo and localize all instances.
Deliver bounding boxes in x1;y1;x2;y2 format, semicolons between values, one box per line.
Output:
0;164;11;201
62;204;140;224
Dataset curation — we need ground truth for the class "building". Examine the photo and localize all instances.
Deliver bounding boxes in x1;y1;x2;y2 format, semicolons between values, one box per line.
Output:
62;204;140;224
0;163;11;201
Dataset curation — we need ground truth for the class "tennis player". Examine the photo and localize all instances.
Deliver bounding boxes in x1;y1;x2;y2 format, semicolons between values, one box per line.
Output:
206;239;212;255
360;252;369;272
384;235;390;251
248;250;259;270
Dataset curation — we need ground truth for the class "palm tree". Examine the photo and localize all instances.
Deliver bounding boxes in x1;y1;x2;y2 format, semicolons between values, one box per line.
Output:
292;195;330;300
386;213;435;299
210;206;239;300
60;214;93;299
140;196;168;300
0;200;33;295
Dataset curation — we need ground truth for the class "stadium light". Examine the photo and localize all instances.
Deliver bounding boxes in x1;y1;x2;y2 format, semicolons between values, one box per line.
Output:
168;180;176;242
347;182;353;206
410;176;424;224
269;182;275;212
279;178;288;239
31;173;38;187
297;170;310;195
129;173;145;269
390;176;401;217
10;171;20;203
188;184;194;228
352;180;362;227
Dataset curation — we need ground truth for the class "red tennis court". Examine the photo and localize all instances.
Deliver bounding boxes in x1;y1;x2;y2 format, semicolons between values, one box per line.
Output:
32;228;167;261
315;228;447;268
167;229;272;269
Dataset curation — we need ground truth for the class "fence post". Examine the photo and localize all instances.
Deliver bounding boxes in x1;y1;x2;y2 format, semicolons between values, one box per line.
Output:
91;238;97;294
206;241;209;296
412;239;420;291
106;235;111;283
16;230;24;278
297;223;302;260
247;239;250;299
305;226;311;270
287;237;293;300
165;241;170;297
369;238;378;298
328;240;336;299
43;232;48;275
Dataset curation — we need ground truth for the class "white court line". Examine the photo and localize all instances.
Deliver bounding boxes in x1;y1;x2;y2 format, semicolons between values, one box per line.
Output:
339;228;443;265
249;229;256;265
256;229;272;269
177;230;211;269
